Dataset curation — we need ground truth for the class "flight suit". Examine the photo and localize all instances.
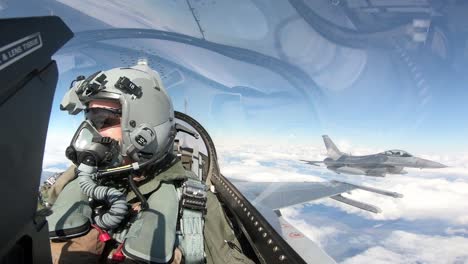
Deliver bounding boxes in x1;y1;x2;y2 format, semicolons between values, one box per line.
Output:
46;159;254;263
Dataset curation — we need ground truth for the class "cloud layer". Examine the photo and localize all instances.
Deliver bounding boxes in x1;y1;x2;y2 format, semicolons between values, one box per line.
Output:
42;129;74;171
216;141;468;263
342;231;468;264
217;142;468;224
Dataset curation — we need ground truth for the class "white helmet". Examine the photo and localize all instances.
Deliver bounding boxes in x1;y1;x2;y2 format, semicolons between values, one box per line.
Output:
61;60;175;162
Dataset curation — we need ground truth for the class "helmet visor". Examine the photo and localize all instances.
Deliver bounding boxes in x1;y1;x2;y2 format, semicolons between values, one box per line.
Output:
85;108;121;130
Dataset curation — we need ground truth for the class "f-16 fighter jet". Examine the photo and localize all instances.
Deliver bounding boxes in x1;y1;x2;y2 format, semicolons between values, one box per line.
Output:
302;135;447;177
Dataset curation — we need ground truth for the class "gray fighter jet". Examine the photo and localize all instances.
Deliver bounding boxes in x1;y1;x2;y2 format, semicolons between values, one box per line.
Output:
302;135;447;177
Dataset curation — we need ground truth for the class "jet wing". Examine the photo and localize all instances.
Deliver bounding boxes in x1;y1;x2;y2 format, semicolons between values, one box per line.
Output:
233;180;356;209
223;179;348;264
228;179;402;263
277;213;336;264
232;179;402;214
228;180;378;264
300;159;323;166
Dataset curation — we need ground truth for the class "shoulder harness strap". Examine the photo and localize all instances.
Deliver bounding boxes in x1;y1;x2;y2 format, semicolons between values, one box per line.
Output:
177;172;207;264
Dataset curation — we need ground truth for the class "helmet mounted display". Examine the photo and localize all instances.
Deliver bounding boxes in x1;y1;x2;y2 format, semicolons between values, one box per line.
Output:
61;61;176;171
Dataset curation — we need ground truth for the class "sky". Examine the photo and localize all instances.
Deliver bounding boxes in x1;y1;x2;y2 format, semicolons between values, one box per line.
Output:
3;0;467;152
3;0;468;263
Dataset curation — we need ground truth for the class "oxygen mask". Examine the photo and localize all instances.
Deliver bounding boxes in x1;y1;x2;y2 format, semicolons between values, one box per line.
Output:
66;120;121;167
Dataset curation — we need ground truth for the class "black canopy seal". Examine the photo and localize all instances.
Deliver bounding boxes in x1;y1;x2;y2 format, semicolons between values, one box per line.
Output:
115;76;142;98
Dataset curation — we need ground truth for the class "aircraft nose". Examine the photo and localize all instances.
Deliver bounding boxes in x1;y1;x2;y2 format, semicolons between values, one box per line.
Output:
417;158;447;169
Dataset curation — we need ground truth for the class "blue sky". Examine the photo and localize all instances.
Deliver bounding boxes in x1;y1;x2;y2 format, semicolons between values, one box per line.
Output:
3;0;466;153
48;44;467;154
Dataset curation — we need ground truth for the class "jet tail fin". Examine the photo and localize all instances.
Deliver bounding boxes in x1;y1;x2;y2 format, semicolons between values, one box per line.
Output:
322;135;342;160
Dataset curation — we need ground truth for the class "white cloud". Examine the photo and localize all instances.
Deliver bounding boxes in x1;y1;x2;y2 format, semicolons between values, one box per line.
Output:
343;246;405;264
218;142;468;225
42;129;74;169
42;167;69;173
342;231;468;264
218;144;325;182
221;159;324;182
445;227;468;236
317;175;468;225
281;207;342;248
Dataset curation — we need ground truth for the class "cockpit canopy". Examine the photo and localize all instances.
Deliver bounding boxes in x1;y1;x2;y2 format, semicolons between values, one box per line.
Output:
381;150;412;157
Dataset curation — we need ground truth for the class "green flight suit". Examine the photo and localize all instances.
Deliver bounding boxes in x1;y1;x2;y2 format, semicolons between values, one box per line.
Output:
46;159;254;263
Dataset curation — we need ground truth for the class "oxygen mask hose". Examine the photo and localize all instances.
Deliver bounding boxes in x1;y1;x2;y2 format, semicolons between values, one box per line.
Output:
77;163;128;230
128;174;148;210
96;158;155;178
96;143;172;178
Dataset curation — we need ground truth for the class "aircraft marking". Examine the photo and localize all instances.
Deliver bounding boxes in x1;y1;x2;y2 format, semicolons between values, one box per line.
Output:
0;32;42;70
288;232;304;238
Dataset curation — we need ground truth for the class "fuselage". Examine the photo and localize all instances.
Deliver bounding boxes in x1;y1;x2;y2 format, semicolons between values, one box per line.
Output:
323;152;445;177
306;136;447;177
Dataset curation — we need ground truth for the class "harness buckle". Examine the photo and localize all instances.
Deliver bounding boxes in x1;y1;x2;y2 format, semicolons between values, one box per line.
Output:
181;180;207;214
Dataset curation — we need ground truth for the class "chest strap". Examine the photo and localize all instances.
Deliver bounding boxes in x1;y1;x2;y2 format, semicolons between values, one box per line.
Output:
177;178;207;264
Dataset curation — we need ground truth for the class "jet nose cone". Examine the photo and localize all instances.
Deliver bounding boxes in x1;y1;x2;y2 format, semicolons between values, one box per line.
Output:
417;159;447;169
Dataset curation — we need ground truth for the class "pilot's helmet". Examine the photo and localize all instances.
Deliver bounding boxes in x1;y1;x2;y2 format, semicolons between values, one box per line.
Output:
61;59;176;163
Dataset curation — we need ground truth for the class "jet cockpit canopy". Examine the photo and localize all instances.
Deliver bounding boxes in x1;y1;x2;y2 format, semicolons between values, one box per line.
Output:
382;150;412;157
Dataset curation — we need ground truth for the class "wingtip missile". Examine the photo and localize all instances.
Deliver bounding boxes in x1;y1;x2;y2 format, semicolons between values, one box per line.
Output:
330;194;382;214
331;180;404;198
